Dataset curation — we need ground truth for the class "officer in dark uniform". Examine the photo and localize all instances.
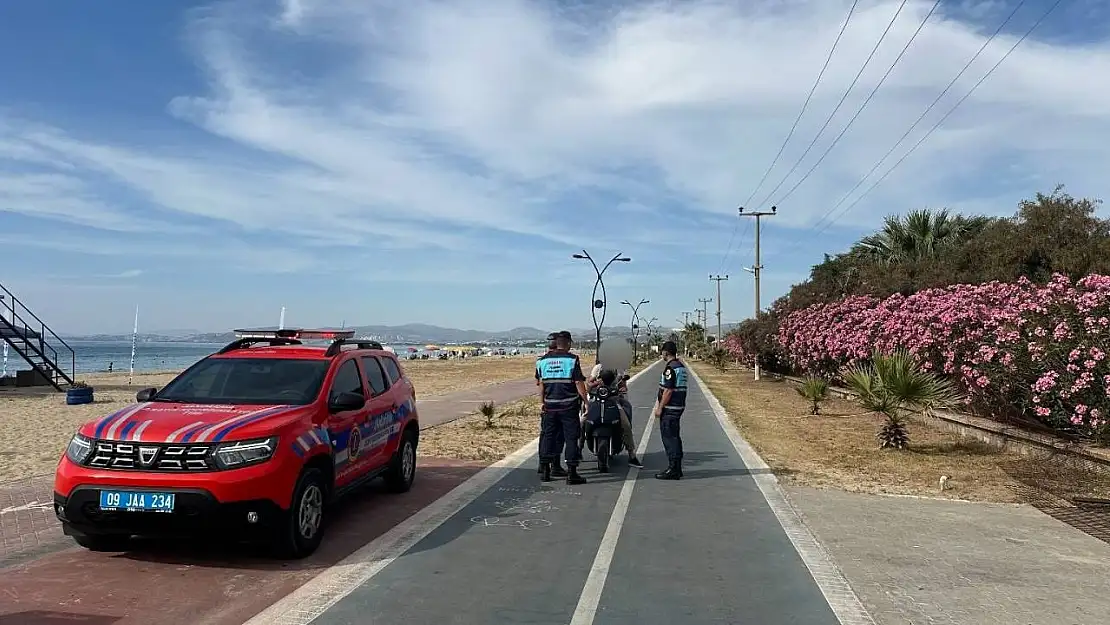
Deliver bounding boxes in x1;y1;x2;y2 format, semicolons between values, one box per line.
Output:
653;340;688;480
535;330;588;484
537;332;567;478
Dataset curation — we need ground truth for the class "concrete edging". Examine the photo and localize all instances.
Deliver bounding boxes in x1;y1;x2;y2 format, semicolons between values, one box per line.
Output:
768;371;1110;472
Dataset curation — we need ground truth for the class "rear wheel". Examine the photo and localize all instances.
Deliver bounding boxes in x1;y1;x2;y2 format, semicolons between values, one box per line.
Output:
384;429;417;493
71;532;132;552
275;467;327;559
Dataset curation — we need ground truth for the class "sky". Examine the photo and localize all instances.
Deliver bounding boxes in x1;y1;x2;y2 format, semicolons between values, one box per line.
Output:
1;0;1108;336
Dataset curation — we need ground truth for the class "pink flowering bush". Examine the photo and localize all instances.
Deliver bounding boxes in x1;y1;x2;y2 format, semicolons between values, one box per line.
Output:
777;274;1110;438
721;334;754;367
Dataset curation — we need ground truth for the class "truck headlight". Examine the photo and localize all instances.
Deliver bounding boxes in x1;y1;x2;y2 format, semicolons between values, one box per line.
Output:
212;437;278;469
65;433;93;465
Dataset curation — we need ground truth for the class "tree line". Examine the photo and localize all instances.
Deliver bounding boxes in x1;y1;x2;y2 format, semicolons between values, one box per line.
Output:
728;185;1109;372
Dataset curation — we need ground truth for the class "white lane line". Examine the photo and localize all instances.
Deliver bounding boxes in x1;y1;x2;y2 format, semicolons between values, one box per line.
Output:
688;366;876;625
243;361;660;625
568;368;658;625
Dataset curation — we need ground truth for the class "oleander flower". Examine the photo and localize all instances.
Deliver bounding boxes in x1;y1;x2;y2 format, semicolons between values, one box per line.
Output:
776;273;1110;436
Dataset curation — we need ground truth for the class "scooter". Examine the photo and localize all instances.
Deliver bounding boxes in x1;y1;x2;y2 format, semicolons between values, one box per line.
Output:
582;373;631;473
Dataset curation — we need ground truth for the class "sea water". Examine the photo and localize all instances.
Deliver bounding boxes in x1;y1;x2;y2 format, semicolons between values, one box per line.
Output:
0;340;543;376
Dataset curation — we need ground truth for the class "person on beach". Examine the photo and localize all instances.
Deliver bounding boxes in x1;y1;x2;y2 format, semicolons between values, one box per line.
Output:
653;340;687;480
586;363;642;467
535;330;588;484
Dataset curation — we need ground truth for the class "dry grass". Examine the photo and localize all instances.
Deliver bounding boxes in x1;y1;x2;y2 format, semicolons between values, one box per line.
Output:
418;395;542;461
417;358;655;463
0;356;535;481
692;363;1110;504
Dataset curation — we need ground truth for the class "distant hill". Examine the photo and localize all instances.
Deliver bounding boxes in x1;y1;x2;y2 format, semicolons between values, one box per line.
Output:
64;324;645;345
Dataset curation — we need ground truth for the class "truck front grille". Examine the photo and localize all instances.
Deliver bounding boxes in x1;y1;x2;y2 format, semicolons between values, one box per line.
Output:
87;440;214;472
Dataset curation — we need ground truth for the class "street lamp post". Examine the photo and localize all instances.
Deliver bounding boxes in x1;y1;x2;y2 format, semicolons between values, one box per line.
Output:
620;298;649;365
572;250;631;363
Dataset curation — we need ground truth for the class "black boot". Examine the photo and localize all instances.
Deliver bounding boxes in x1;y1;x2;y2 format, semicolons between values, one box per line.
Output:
628;453;643;468
540;462;553;482
565;465;587;485
655;461;681;480
551;462;568;478
674;458;683;478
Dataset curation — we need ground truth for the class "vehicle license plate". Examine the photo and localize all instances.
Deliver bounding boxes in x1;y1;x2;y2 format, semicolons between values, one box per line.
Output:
98;490;175;513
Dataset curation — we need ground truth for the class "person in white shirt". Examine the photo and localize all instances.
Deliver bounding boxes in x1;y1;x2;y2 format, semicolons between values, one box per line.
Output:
585;364;642;467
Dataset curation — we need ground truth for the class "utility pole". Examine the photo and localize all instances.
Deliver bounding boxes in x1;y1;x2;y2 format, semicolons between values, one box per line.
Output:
697;297;713;340
681;311;692;326
709;274;728;348
739;205;776;380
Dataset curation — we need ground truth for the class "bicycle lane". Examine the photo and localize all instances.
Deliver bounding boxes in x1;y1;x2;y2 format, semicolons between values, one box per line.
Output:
586;365;872;625
272;361;666;625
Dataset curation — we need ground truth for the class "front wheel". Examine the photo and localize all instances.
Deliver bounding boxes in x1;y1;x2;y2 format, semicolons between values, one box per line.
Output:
384;429;418;493
275;467;327;559
596;436;610;473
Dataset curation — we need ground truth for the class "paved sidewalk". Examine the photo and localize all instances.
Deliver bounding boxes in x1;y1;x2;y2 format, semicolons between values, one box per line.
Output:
305;361;842;625
418;378;537;427
786;486;1110;625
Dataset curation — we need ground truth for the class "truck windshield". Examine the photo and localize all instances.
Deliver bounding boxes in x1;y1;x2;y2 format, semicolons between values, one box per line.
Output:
154;358;329;405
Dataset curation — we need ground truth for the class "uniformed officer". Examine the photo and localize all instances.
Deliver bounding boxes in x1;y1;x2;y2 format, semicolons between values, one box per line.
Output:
535;330;589;484
537;332;567;478
653;340;687;480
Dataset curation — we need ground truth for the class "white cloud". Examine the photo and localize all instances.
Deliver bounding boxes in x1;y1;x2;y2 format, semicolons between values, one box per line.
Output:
2;0;1109;288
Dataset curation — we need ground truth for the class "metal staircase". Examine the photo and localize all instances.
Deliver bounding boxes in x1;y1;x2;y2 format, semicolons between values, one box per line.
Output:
0;281;76;391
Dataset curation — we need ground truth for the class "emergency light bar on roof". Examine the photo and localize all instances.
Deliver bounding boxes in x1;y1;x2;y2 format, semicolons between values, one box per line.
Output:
233;328;355;341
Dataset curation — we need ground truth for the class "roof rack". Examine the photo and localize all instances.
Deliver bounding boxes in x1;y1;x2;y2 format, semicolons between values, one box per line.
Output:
218;328;357;355
324;338;385;357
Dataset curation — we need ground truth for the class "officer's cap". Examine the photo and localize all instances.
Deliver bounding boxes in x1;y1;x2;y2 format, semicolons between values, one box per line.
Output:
556;330;573;340
661;340;678;355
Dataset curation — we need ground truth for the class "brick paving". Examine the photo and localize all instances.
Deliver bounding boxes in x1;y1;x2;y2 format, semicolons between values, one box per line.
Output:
0;379;536;568
0;475;65;567
785;485;1110;625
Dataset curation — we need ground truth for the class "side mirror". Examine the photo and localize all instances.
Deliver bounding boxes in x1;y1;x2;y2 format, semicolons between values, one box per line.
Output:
136;387;158;402
329;391;365;413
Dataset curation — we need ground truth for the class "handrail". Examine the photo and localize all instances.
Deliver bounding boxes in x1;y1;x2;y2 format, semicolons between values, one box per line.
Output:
0;280;76;381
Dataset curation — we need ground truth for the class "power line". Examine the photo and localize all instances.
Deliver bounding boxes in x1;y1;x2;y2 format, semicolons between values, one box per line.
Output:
752;0;911;211
769;0;944;208
803;0;1034;236
809;0;1064;239
715;0;860;275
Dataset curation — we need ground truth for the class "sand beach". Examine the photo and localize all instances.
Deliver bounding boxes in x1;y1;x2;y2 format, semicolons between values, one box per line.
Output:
0;355;536;481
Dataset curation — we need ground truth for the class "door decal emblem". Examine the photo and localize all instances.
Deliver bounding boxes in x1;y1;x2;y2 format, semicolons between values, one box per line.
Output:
348;425;362;460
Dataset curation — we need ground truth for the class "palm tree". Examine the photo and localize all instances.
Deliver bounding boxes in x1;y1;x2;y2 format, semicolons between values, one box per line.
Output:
680;323;707;356
853;209;989;265
840;349;962;449
795;375;829;415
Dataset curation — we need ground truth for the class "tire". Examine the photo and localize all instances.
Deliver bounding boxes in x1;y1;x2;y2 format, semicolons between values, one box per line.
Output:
71;532;131;552
384;429;418;494
596;436;610;473
275;467;327;559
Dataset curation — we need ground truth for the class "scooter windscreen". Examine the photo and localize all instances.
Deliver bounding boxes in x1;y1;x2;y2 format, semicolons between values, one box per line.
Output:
597;338;634;373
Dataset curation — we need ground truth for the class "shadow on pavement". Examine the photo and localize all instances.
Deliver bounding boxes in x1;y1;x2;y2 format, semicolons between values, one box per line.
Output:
639;450;789;481
104;464;484;571
0;612;119;625
1002;451;1110;545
